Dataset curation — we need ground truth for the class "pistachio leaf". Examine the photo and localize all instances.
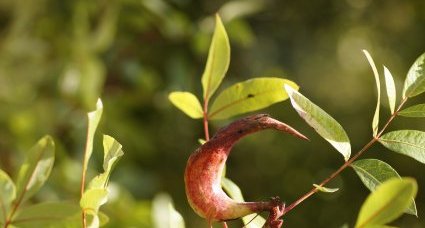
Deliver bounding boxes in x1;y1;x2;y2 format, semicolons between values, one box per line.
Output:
209;78;298;120
0;170;16;224
363;50;381;136
398;104;425;117
83;99;103;175
285;85;351;161
152;193;185;228
88;135;124;189
402;52;425;98
12;202;80;228
80;188;108;228
379;130;425;164
313;184;339;193
355;178;417;228
168;92;203;119
383;66;397;114
351;159;417;215
201;14;230;101
221;177;266;228
15;136;55;204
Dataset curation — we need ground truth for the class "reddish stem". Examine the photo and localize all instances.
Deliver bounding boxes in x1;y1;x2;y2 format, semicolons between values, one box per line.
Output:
282;97;408;216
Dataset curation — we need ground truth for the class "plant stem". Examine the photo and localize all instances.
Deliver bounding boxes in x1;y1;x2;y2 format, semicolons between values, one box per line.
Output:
282;97;408;215
203;98;210;141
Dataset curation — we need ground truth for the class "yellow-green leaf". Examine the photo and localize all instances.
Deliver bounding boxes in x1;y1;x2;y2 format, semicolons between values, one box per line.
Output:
83;99;103;175
363;50;381;136
285;85;351;161
398;104;425;117
88;135;124;190
355;178;417;228
209;78;298;120
221;178;266;228
379;130;425;164
383;66;396;114
351;159;417;215
168;92;203;119
0;170;15;224
201;14;230;101
80;189;108;228
12;202;80;228
152;193;185;228
402;52;425;98
15;136;55;204
313;184;339;193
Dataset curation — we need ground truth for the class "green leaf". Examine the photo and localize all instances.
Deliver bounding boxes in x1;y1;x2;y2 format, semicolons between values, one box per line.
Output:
398;104;425;117
0;170;16;224
88;135;124;189
383;66;396;114
80;189;108;228
168;92;203;119
313;184;339;193
379;130;425;164
15;135;55;204
201;14;230;101
355;178;417;228
363;50;381;136
83;99;103;176
208;77;298;120
152;193;185;228
285;85;351;161
221;178;266;228
402;52;425;98
351;159;417;215
12;202;80;228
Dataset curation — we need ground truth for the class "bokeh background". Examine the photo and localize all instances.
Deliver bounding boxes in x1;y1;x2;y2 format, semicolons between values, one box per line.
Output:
0;0;424;227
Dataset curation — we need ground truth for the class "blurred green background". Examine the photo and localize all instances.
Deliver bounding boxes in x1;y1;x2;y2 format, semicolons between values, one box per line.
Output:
0;0;424;227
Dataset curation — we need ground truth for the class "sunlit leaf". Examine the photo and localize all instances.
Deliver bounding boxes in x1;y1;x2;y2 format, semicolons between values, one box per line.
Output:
15;136;55;204
152;193;185;228
0;170;16;224
88;135;124;190
398;104;425;117
383;66;396;114
83;99;103;176
313;184;339;193
402;52;425;98
379;130;425;164
201;14;230;101
209;78;298;119
168;92;203;119
363;50;381;136
355;178;417;228
221;178;266;228
285;85;351;161
351;159;417;215
80;189;108;228
12;202;80;228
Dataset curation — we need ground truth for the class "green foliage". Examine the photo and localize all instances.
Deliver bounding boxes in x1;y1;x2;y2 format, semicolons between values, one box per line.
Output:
168;92;203;119
285;84;351;161
402;53;425;98
201;15;230;101
80;189;108;228
383;66;397;114
355;178;417;228
83;99;103;175
363;50;381;136
209;78;298;120
12;202;80;228
351;159;417;215
313;184;339;193
152;194;185;228
379;130;425;164
398;104;425;117
15;136;55;204
0;170;15;224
